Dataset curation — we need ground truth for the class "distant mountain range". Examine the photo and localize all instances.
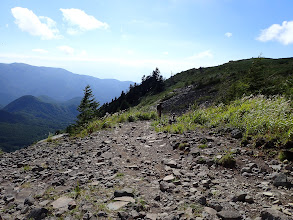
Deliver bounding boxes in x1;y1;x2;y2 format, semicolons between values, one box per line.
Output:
0;63;133;106
0;63;133;152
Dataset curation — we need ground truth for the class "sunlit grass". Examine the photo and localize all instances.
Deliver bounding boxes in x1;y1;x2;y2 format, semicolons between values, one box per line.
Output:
71;109;158;137
154;95;293;145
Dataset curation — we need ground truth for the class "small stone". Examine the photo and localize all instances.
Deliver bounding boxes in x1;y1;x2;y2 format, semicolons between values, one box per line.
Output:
160;181;169;192
51;196;75;211
231;129;242;139
114;196;135;203
107;201;129;210
26;208;48;220
245;196;254;204
24;197;35;206
165;160;177;168
203;207;217;215
261;208;291;220
68;200;77;210
114;188;134;197
217;210;242;220
146;213;158;220
163;175;175;182
263;192;274;197
231;192;247;202
273;173;291;188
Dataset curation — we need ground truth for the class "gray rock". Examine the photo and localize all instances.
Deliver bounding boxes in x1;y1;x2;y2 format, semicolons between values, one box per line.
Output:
217;210;242;220
208;200;223;212
51;196;75;211
231;192;247;202
273;173;291;188
26;207;48;220
231;129;242;139
118;211;129;219
160;181;169;192
261;208;291;220
197;196;207;206
114;188;134;197
165;160;177;168
24;197;35;206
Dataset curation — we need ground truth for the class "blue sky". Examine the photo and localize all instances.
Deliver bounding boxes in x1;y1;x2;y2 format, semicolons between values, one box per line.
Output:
0;0;292;82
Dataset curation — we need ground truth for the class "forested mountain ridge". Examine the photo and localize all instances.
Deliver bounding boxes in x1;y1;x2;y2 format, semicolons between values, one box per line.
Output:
0;63;133;106
0;95;79;152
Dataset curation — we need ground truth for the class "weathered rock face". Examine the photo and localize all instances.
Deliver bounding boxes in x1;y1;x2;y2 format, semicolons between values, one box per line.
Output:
0;121;292;219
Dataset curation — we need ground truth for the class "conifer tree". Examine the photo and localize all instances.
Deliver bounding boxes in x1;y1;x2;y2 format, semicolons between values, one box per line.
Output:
77;85;99;125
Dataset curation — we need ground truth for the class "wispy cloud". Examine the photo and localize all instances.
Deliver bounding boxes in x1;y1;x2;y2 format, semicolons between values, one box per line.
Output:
32;49;48;54
11;7;61;40
188;50;213;60
225;32;232;38
257;21;293;45
60;8;109;35
57;46;75;55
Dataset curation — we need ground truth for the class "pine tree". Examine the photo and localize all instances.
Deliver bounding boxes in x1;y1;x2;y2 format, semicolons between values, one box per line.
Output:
77;85;99;125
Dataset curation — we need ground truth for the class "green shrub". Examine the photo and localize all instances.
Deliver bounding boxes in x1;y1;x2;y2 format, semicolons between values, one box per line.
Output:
128;115;136;122
46;133;54;142
23;165;31;172
216;152;236;168
178;142;190;150
198;144;208;149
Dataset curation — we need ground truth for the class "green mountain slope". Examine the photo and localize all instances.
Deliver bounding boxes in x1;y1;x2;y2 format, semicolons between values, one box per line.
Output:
4;95;77;122
97;57;293;116
0;95;79;152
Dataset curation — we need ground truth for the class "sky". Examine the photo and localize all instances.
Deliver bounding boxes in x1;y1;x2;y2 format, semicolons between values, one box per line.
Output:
0;0;293;82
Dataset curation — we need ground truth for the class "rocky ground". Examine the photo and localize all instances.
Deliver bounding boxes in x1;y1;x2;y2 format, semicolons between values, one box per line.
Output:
0;120;292;220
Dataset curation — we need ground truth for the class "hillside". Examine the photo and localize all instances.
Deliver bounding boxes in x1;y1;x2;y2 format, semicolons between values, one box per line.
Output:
0;95;79;152
0;63;133;106
97;57;293;117
3;95;77;122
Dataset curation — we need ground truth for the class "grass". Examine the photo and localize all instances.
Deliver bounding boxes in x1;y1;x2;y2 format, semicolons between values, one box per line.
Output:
216;151;236;168
178;142;190;150
70;109;158;137
154;95;293;147
116;173;124;178
46;133;54;142
23;165;31;172
198;144;208;149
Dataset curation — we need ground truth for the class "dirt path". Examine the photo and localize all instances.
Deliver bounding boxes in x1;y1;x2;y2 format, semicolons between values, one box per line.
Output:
0;121;292;219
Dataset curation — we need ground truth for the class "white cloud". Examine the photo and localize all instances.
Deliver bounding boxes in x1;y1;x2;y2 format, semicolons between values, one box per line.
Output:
60;8;109;34
163;51;169;55
57;46;75;55
11;7;61;40
127;50;134;55
80;50;87;57
257;21;293;45
6;24;9;28
188;50;213;60
225;32;232;38
32;49;48;54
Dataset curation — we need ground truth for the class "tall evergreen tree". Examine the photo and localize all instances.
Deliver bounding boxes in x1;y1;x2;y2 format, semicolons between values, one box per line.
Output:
77;85;99;125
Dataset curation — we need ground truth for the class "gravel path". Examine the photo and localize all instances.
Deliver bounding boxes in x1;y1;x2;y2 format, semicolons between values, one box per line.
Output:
0;121;292;219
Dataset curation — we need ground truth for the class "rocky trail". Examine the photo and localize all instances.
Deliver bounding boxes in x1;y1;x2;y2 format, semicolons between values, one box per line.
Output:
0;121;292;220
